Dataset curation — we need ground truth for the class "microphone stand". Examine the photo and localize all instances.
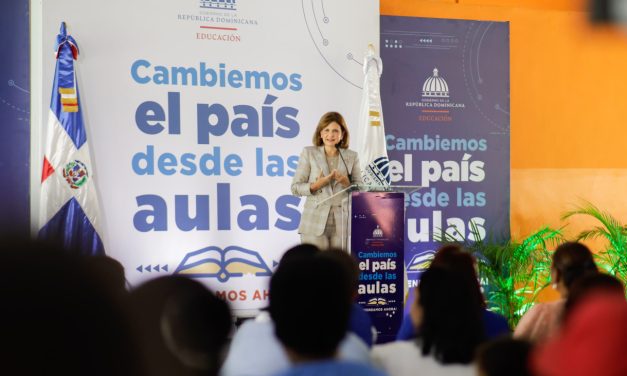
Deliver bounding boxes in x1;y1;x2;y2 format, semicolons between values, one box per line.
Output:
336;144;351;251
336;143;351;182
315;183;359;252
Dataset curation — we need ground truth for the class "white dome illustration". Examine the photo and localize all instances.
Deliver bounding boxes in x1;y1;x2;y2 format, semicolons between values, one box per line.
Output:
422;68;449;98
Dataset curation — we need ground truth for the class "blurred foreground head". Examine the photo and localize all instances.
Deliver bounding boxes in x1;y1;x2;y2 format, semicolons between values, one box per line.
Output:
590;0;627;25
476;337;532;376
533;293;627;376
0;237;141;375
130;276;231;376
563;272;625;322
269;253;352;360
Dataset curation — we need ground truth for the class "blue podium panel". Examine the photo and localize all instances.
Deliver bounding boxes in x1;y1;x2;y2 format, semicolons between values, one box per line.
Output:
351;191;404;344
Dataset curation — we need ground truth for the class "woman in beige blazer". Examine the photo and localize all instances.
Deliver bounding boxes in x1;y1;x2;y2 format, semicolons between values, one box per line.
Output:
291;112;362;250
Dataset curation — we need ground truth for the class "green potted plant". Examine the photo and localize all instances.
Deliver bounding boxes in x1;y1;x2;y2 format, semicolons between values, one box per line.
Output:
438;224;562;329
562;201;627;288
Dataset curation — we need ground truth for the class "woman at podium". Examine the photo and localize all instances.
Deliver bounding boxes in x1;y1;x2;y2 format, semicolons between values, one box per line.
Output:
291;111;362;250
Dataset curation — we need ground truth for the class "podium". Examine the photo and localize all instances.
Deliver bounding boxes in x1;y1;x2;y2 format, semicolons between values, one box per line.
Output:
315;183;419;251
317;183;420;344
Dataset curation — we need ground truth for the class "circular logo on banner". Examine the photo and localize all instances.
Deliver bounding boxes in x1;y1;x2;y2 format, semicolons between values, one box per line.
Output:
63;160;89;189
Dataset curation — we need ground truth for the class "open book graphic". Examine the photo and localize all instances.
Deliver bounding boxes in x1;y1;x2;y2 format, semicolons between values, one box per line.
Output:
367;297;388;306
407;250;436;273
174;245;272;282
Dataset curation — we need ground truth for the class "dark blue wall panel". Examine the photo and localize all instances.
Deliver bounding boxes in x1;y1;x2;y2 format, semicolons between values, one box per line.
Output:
0;1;30;235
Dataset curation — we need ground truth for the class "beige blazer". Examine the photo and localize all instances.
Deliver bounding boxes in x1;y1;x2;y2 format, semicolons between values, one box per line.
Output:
291;146;363;236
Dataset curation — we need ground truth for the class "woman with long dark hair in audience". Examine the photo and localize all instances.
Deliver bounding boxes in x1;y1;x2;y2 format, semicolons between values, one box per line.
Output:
372;266;485;376
396;245;509;341
514;241;597;342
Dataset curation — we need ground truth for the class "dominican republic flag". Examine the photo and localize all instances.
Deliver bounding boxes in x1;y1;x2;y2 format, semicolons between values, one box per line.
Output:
357;45;391;189
38;22;105;255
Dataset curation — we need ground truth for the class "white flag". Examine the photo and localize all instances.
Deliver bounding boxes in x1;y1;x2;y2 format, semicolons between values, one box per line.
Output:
358;45;390;189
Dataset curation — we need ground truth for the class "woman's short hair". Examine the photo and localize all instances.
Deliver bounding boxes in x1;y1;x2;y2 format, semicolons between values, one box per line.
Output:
312;111;350;148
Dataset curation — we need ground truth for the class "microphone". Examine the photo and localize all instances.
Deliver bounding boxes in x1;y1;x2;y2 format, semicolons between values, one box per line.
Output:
336;143;352;182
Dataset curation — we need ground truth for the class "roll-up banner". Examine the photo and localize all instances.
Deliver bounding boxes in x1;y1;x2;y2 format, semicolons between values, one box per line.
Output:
380;17;510;289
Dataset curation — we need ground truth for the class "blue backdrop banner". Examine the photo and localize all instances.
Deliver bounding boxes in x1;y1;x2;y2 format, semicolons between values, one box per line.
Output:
380;17;511;289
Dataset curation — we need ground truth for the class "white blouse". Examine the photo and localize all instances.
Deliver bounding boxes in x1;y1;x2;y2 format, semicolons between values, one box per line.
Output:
371;340;475;376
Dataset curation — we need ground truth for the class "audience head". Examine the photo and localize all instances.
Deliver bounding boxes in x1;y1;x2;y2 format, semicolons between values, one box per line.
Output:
130;276;231;376
551;242;597;296
563;272;624;322
279;243;320;266
319;248;360;298
431;244;466;265
532;293;627;376
431;244;486;308
476;337;533;376
269;253;352;360
82;254;128;293
0;237;140;375
414;266;485;364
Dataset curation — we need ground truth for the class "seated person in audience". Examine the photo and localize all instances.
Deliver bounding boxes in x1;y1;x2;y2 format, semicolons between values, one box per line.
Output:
514;242;597;342
130;276;232;376
396;244;509;341
372;267;485;376
562;271;624;322
0;237;141;375
476;337;532;376
320;248;376;347
269;253;385;376
220;244;372;376
81;254;129;293
532;292;627;376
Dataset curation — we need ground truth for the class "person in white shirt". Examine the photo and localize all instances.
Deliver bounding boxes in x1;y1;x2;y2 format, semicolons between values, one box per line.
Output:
220;244;372;376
